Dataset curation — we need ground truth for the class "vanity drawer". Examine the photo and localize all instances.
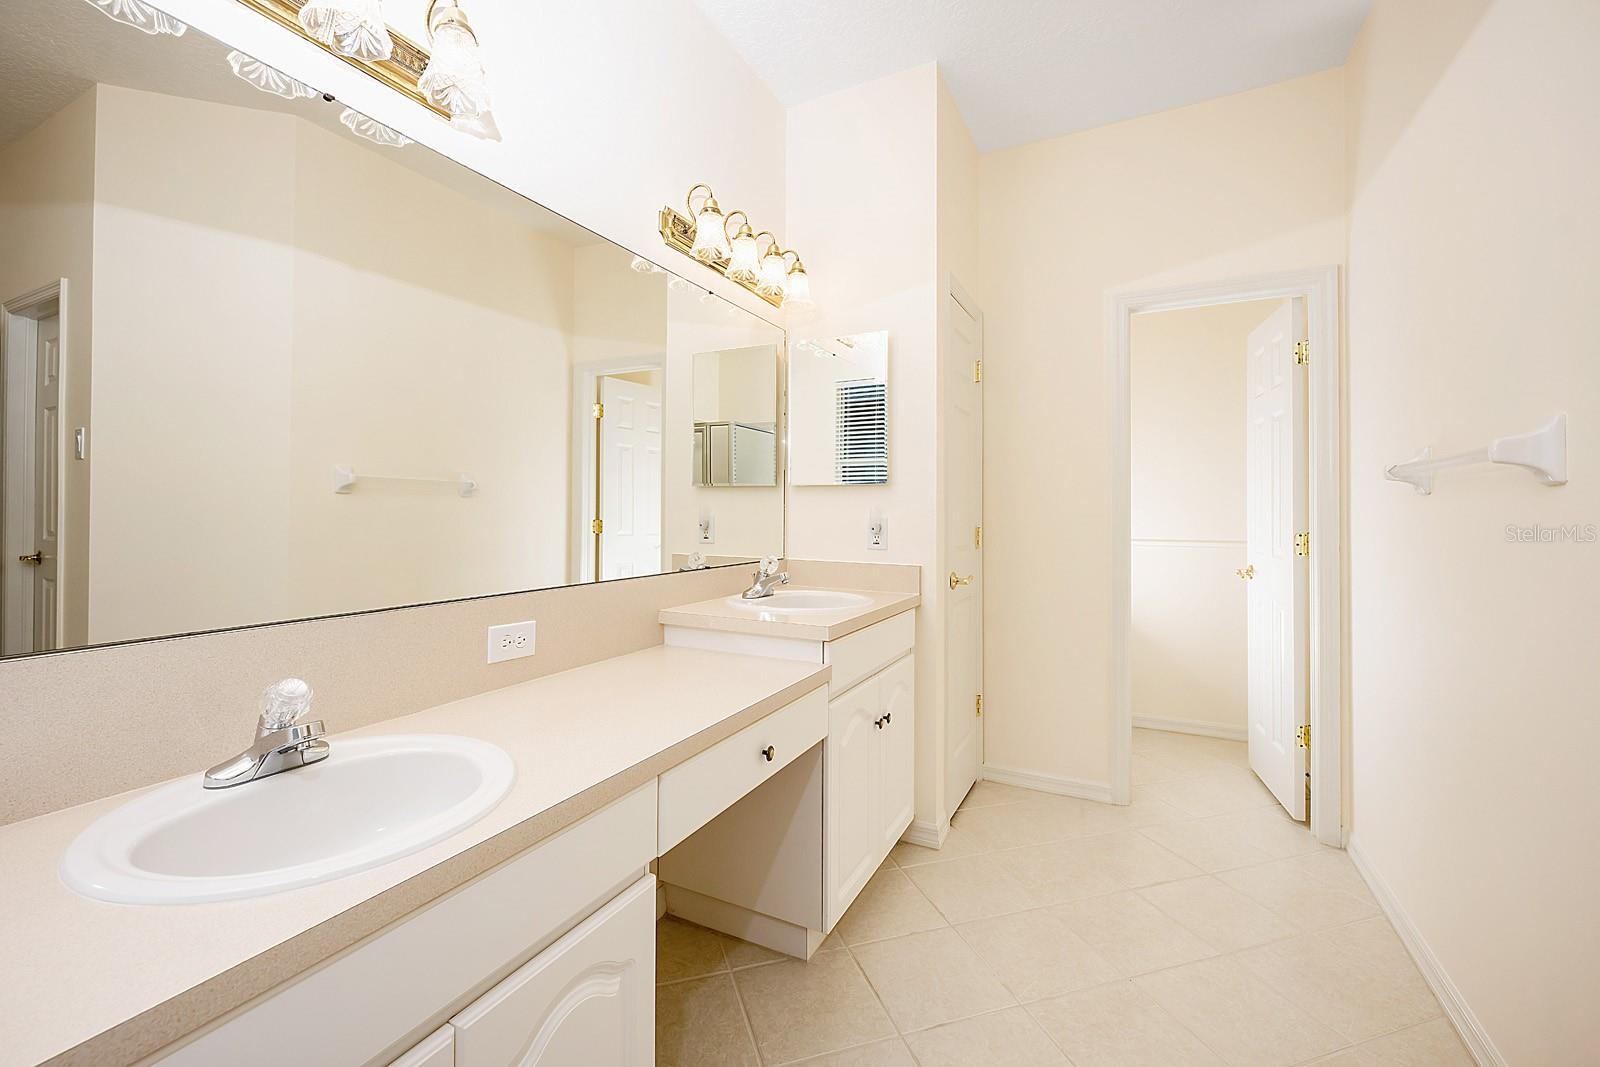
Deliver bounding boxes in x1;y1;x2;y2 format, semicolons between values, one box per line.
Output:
825;611;915;695
658;686;827;852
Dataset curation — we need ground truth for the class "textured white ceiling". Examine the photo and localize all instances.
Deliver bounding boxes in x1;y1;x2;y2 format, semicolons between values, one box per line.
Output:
690;0;1370;150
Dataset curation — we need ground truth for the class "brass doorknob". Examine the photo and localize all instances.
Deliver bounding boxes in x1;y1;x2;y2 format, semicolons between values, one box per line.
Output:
761;745;775;762
1235;564;1255;580
948;572;974;589
17;552;42;566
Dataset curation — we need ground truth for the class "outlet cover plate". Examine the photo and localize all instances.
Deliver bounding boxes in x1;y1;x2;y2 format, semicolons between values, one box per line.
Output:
487;620;537;664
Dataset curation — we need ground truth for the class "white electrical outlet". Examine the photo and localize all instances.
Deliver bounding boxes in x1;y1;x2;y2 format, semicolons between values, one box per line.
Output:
698;512;716;544
486;620;537;664
868;510;888;551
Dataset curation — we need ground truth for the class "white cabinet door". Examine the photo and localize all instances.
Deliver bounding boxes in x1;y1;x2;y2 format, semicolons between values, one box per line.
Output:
452;876;656;1067
877;655;916;851
825;677;882;930
392;1026;455;1067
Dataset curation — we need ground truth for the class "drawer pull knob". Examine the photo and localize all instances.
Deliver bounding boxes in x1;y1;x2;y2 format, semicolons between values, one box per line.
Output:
761;745;775;762
883;713;892;726
874;717;884;729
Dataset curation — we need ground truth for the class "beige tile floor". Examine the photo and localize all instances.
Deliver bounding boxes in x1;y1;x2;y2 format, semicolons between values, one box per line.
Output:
655;729;1473;1067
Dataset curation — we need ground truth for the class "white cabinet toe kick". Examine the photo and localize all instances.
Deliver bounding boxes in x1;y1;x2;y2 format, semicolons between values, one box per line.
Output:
661;610;917;957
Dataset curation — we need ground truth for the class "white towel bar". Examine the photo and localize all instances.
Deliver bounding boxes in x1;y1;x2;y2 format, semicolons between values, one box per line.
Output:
1384;414;1567;495
332;465;477;497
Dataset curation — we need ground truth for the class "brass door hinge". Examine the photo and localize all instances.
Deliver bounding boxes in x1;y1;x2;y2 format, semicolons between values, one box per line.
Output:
973;359;983;383
1294;340;1310;366
975;694;983;717
1297;724;1311;750
591;518;603;534
974;525;983;549
592;402;604;419
1295;531;1310;557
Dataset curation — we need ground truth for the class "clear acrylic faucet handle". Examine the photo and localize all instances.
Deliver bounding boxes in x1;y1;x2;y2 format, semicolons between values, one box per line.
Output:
259;678;314;731
759;555;780;577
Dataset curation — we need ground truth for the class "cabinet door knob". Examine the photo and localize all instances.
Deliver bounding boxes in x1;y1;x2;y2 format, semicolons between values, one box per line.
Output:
874;717;884;729
883;712;892;726
761;745;775;762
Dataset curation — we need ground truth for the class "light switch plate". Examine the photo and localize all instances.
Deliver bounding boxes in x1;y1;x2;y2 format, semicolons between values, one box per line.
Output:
487;620;537;664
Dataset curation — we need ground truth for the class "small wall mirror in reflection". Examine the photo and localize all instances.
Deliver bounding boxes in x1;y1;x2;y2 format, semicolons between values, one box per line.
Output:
789;330;889;486
691;347;779;487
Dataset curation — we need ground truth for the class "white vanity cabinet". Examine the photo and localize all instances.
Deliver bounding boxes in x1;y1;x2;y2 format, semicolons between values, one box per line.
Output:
825;653;915;929
659;608;917;948
449;875;656;1066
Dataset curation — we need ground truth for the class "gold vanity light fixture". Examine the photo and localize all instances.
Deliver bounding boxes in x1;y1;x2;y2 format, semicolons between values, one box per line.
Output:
232;0;496;135
659;184;809;309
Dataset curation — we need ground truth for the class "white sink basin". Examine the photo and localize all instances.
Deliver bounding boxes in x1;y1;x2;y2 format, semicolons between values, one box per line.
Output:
61;735;514;905
724;590;873;615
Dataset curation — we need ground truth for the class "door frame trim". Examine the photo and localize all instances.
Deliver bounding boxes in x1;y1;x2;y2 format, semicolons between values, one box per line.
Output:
1105;266;1343;846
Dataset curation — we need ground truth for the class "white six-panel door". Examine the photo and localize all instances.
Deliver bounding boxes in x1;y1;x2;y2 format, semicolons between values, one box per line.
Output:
598;376;662;580
1244;300;1309;819
944;289;984;816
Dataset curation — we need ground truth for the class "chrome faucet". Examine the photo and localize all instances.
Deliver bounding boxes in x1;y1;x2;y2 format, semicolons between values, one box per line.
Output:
741;556;791;599
204;678;329;789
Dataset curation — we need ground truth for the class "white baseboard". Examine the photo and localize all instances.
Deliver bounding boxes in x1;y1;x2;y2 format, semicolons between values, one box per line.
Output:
981;763;1113;804
1133;715;1247;742
1346;836;1502;1067
900;817;945;849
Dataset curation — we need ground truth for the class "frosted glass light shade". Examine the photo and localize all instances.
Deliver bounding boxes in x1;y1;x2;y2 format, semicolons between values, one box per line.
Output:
757;251;788;299
299;0;393;61
339;108;413;148
691;205;731;263
226;51;319;101
419;20;490;118
83;0;187;36
784;265;813;307
728;232;760;284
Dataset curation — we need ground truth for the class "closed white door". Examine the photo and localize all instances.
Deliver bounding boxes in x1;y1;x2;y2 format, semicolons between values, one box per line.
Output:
1244;300;1308;819
944;289;984;816
878;655;916;850
825;678;882;930
597;376;662;580
451;875;655;1066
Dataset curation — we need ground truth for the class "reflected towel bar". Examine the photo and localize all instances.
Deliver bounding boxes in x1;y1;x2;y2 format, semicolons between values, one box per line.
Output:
332;465;477;497
1384;414;1567;495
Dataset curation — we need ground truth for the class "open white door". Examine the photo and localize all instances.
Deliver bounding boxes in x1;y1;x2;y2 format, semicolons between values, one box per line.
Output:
2;300;62;655
597;375;663;580
944;287;984;817
1244;299;1308;819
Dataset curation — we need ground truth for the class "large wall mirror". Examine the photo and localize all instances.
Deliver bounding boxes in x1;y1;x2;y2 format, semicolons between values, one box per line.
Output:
0;0;784;659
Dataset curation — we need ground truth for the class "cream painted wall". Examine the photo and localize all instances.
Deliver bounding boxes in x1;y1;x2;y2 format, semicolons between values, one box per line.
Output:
1344;1;1600;1062
1129;300;1279;735
980;70;1347;789
0;87;97;648
157;0;787;328
88;88;297;643
785;64;954;832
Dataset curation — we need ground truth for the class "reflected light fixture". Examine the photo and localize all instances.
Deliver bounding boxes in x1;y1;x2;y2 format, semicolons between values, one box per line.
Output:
687;185;732;264
82;0;187;36
725;212;760;284
340;107;414;147
227;51;320;100
299;0;394;61
755;232;788;301
630;256;664;275
419;0;492;123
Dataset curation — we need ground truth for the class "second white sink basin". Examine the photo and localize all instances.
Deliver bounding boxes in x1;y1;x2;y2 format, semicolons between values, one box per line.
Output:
725;590;873;615
61;734;514;905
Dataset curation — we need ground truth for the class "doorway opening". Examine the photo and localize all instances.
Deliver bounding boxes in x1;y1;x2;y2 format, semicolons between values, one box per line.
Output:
1109;268;1342;846
571;358;665;583
1;281;67;656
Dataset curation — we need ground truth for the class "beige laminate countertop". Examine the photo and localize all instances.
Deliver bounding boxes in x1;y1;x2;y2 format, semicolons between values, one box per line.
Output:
658;587;919;641
0;646;830;1067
